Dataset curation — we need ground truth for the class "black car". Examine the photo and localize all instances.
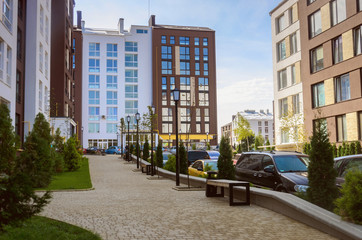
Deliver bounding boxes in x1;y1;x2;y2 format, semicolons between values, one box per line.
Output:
334;154;362;187
86;146;99;154
187;150;220;166
235;151;310;193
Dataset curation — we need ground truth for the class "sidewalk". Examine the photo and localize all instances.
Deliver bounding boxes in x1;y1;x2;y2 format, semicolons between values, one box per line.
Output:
40;155;336;240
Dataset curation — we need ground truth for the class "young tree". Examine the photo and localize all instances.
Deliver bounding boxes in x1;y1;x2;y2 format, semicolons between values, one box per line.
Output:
233;113;253;151
143;139;150;161
119;118;125;155
63;136;81;171
254;134;264;151
179;141;188;174
52;128;65;173
265;139;271;151
32;113;53;145
279;110;306;151
217;136;235;180
307;124;339;211
155;142;163;168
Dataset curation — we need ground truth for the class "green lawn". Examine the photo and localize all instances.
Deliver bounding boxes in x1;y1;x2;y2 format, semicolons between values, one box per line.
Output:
0;216;101;240
42;157;92;190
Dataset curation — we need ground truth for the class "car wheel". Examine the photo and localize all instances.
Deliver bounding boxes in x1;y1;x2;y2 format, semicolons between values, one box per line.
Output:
276;185;287;192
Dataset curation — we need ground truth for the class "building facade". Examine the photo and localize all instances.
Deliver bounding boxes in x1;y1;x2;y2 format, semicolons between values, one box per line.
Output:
299;0;362;143
149;15;218;147
221;122;232;146
81;18;152;149
270;0;304;150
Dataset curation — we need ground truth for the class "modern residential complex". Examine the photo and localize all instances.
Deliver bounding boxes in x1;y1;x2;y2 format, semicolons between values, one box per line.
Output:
270;0;304;150
149;15;218;147
81;18;152;149
221;122;232;145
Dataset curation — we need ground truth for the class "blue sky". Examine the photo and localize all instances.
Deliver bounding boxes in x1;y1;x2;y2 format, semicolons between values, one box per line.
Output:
74;0;281;135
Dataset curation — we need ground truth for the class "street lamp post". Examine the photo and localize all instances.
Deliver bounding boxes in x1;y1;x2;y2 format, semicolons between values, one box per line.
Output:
172;88;180;186
136;112;140;169
169;132;171;149
127;115;130;162
150;106;155;176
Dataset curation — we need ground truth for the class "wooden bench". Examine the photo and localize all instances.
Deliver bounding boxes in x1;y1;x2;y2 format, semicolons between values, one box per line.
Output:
140;162;152;175
206;171;250;206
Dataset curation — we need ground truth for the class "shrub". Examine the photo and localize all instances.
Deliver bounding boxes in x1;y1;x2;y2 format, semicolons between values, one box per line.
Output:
63;137;81;171
217;136;235;180
356;141;361;154
192;143;196;150
350;142;356;155
143;140;149;161
52;148;64;173
265;139;271;151
164;154;176;172
334;170;362;224
130;144;134;156
303;142;311;155
332;143;337;158
307;124;338;211
179;142;188;174
156;142;163;168
338;145;343;157
206;143;210;150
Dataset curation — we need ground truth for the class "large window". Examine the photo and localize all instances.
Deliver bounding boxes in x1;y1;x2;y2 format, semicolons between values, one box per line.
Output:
106;91;117;105
89;59;100;72
195;62;200;75
2;0;12;31
199;92;209;106
0;40;3;80
312;82;325;108
180;47;190;60
335;73;350;102
6;46;11;84
179;37;189;45
161;61;172;74
39;81;42;110
333;35;343;64
281;129;289;143
277;40;286;61
106;75;117;89
161;46;172;59
161;35;166;44
88;91;99;104
291;64;296;85
309;10;322;38
276;14;285;34
89;75;100;88
89;107;100;121
330;0;346;26
125;42;137;52
45;51;48;78
195;48;200;61
203;48;208;61
125;69;138;83
89;43;100;57
354;25;362;56
194;37;199;46
88;123;100;133
106;59;117;73
39;43;43;72
107;123;117;133
279;97;288;118
203;38;208;46
45;16;49;43
180;62;190;75
125;85;138;98
40;5;44;35
107;107;117;121
125;54;138;67
359;0;362;11
336;115;347;142
310;45;323;73
292;94;300;114
107;44;117;57
199;77;209;91
180;77;190;90
125;100;138;114
290;32;297;55
278;69;287;90
204;63;208;76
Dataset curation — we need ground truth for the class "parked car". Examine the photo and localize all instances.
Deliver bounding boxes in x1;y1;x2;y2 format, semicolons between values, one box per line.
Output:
188;159;218;177
187;150;220;166
334;154;362;187
170;146;177;155
162;151;173;166
232;153;241;165
86;146;99;154
235;151;310;193
105;146;122;154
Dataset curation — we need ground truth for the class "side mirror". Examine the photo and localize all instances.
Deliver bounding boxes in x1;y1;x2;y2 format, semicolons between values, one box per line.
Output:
264;165;275;173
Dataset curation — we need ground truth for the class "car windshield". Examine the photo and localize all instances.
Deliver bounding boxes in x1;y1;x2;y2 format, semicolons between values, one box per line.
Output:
208;152;220;159
273;155;309;173
204;161;218;171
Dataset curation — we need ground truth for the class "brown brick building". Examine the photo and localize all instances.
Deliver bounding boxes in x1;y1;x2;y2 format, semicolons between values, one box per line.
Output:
149;15;218;147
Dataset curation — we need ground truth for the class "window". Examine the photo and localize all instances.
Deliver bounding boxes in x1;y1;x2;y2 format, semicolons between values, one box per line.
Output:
331;0;346;26
40;6;44;35
179;37;189;45
292;94;300;114
39;43;43;72
308;0;316;5
125;85;138;98
16;71;20;103
125;42;137;52
354;25;362;56
106;75;117;89
204;63;208;76
89;75;100;88
337;115;347;141
125;69;138;83
277;40;286;61
312;82;325;108
39;81;42;110
162;77;167;90
203;38;208;46
278;69;287;90
125;100;138;114
205;108;210;122
258;127;262;134
276;14;285;33
107;44;117;57
199;92;209;106
89;43;100;56
161;61;172;74
89;107;100;120
281;129;289;143
265;127;269;134
359;112;362;140
194;37;199;46
180;47;190;60
161;46;172;59
195;62;200;75
161;35;166;44
180;77;190;90
170;36;175;44
162;91;167;105
107;107;117;121
107;91;117;104
136;29;147;34
198;77;209;91
332;35;343;64
88;123;100;133
107;123;118;133
313;118;327;134
88;91;99;104
180;92;191;106
2;0;12;31
125;54;138;67
0;40;3;80
359;0;362;11
258;121;262;126
310;45;323;73
6;46;11;84
106;59;117;73
170;77;175;90
203;48;208;61
279;97;288;118
290;32;297;55
291;64;296;85
89;59;100;72
335;73;350;102
45;16;49;43
195;48;200;61
180;62;190;75
309;10;322;38
17;29;21;59
45;51;48;78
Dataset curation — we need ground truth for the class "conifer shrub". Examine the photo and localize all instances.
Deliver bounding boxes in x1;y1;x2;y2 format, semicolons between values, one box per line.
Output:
217;136;235;180
63;137;81;171
303;142;311;155
338;145;343;157
156;142;163;168
164;154;176;172
52;128;64;173
265;139;271;151
143;140;149;160
350;142;356;155
332;143;337;158
130;144;134;156
356;141;362;154
179;142;188;174
307;125;338;211
192;143;196;150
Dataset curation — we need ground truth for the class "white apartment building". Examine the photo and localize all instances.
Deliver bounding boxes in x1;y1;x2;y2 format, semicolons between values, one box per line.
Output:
0;0;18;122
24;0;51;134
232;110;274;146
270;0;303;150
82;19;152;149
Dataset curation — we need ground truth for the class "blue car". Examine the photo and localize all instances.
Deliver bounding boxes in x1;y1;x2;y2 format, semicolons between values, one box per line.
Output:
105;146;122;154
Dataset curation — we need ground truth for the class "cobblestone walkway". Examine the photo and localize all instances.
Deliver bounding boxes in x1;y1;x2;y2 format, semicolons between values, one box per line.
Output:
40;155;336;240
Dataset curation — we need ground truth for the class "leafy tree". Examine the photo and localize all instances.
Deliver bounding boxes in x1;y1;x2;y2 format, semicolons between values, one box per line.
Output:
217;136;235;180
307;124;338;211
254;134;264;151
233;113;253;151
0;104;51;230
52;128;64;173
279;110;306;151
63;136;81;171
32;113;53;145
143;139;149;161
156;142;163;168
53;128;64;153
265;139;271;151
179;141;188;174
